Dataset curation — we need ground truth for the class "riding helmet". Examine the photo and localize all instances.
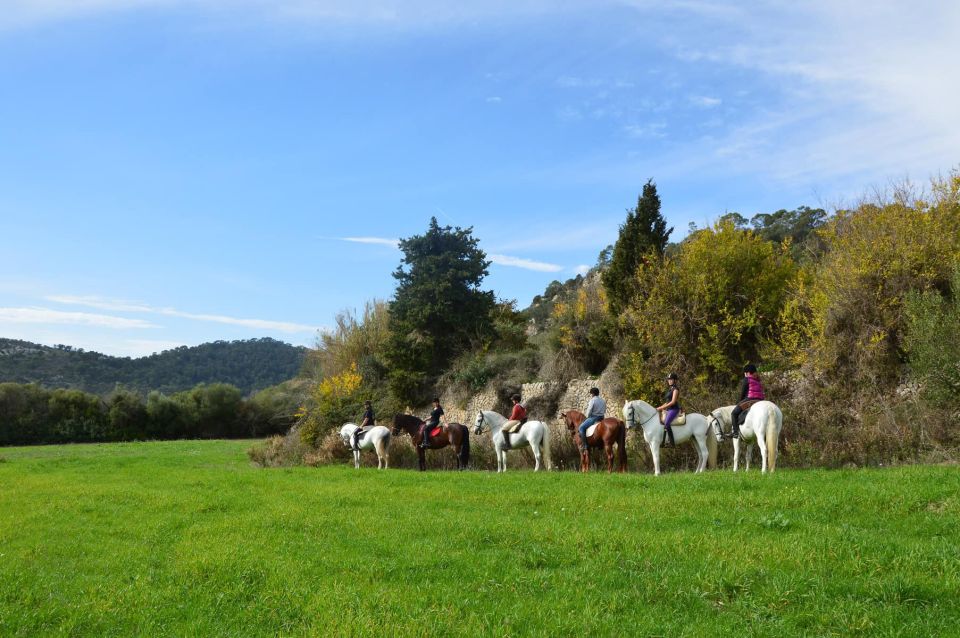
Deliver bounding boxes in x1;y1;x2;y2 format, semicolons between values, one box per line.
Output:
743;363;758;373
666;372;679;380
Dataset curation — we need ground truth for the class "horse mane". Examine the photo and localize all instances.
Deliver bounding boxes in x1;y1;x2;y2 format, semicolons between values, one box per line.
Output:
627;399;658;423
392;413;423;430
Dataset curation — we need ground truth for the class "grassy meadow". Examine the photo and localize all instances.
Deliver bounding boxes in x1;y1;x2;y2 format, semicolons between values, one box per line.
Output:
1;440;958;637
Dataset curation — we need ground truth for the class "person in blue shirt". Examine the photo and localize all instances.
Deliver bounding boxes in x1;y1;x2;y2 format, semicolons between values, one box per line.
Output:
577;387;606;452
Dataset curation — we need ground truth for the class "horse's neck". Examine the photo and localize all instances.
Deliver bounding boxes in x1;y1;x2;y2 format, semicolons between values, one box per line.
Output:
716;406;735;426
629;401;657;425
484;412;505;432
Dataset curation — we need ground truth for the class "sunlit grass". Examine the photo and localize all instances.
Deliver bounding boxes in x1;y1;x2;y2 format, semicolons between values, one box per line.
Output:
1;440;958;636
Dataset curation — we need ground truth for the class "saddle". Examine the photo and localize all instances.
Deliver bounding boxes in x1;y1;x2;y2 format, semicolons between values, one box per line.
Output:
428;425;443;438
584;423;600;438
736;400;760;425
659;410;686;426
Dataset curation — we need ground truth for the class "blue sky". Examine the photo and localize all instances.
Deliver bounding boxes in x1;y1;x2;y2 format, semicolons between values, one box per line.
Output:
1;1;958;357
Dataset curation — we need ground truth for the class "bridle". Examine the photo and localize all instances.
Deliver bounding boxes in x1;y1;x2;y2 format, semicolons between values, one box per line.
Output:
625;404;636;429
474;411;488;434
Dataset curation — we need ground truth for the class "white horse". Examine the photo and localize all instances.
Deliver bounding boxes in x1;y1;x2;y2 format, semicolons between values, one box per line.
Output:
622;399;717;475
707;402;782;473
339;423;392;469
473;411;552;472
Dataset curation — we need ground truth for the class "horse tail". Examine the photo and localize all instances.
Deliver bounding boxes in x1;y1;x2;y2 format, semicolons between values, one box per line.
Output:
617;421;628;471
707;419;718;470
459;424;471;469
542;422;553;471
765;406;780;473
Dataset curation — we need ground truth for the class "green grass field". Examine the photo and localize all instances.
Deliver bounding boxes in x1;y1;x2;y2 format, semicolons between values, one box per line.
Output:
1;440;958;637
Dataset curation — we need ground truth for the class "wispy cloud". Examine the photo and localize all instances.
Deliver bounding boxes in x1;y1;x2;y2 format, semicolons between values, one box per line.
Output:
574;264;591;276
485;96;502;103
45;296;320;333
488;254;563;273
690;95;721;108
340;236;400;247
0;307;157;329
338;237;564;272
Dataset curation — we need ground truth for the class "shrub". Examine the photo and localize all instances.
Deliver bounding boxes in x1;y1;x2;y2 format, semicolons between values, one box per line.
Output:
905;263;960;406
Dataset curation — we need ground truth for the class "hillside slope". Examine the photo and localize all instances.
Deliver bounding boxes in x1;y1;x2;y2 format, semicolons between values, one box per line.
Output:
0;337;307;395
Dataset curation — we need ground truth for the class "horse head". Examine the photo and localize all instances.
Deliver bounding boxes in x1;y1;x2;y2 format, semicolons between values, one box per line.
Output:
473;411;487;435
391;413;422;436
560;410;582;432
707;409;726;442
622;402;636;430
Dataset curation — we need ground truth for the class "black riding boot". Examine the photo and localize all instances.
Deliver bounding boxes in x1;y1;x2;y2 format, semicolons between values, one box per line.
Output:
664;425;675;447
502;431;511;450
420;430;431;449
352;432;361;451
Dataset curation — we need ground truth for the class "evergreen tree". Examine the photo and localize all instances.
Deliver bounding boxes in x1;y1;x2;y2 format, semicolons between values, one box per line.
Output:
602;179;672;314
385;217;495;403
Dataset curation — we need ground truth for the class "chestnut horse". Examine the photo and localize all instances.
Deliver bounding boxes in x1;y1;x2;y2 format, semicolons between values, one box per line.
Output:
560;410;627;473
391;414;471;471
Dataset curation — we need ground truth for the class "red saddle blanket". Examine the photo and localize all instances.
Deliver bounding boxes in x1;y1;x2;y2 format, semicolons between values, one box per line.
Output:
423;426;443;438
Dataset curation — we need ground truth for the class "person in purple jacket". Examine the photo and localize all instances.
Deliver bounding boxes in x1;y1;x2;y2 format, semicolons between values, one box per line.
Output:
655;372;681;447
731;363;765;439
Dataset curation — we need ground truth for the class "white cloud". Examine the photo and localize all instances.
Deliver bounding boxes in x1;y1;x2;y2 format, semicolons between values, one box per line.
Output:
488;254;563;273
485;96;502;103
338;236;564;272
574;264;591;276
44;296;320;333
624;122;666;139
0;307;157;329
690;95;721;108
340;236;400;247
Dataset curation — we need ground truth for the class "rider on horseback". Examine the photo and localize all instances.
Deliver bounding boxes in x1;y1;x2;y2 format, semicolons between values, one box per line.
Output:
500;394;527;450
419;398;445;449
577;387;605;453
351;400;375;451
655;373;681;447
731;364;765;439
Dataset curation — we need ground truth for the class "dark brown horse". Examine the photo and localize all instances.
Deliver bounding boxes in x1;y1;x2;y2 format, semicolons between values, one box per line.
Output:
392;414;471;471
561;409;628;473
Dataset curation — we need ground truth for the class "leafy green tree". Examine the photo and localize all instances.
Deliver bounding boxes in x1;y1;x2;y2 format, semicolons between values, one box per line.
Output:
621;219;796;396
385;217;495;403
602;179;673;315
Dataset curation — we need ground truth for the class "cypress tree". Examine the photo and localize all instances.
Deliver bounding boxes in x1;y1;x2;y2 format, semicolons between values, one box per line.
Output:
602;179;672;314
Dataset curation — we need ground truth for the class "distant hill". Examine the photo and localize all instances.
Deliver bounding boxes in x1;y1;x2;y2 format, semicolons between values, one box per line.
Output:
0;337;308;396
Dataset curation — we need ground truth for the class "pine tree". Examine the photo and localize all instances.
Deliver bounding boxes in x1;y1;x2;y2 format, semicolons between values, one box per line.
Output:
384;217;495;403
602;179;672;315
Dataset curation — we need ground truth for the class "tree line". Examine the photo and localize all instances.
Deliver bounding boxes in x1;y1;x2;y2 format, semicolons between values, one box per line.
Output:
0;381;303;446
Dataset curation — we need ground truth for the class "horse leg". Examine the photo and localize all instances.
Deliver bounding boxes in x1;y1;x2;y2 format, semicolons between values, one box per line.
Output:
418;448;426;472
354;450;360;469
732;438;741;472
605;442;614;474
649;441;660;476
532;440;542;472
745;444;753;472
695;435;708;473
757;437;768;474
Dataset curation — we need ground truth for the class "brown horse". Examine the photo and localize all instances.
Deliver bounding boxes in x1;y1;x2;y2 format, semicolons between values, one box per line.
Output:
561;410;628;473
392;414;471;471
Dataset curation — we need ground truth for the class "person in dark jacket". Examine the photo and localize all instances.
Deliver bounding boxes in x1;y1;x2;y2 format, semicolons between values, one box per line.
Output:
731;363;765;439
420;398;445;448
352;400;375;451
